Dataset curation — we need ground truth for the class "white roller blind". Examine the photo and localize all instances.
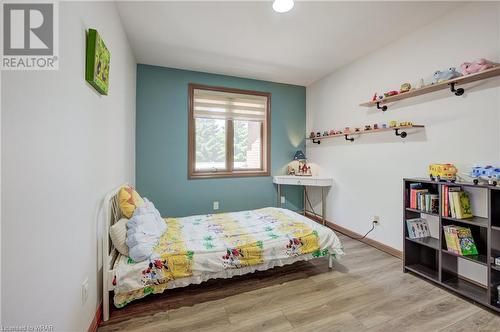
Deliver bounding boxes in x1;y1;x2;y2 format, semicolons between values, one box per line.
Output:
193;89;267;121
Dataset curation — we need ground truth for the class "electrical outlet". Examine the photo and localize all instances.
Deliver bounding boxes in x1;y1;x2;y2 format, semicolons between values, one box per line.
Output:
280;196;285;204
213;201;219;210
81;278;89;305
373;215;380;225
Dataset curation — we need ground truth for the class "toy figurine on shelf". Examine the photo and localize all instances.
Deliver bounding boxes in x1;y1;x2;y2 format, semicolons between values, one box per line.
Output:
322;131;329;137
471;166;500;186
372;93;378;101
399;121;413;127
384;90;399;97
309;132;316;139
287;165;295;176
432;67;462;84
381;123;387;129
378;95;384;100
429;164;457;182
400;83;411;93
364;125;372;131
329;129;335;136
343;127;351;134
389;120;398;128
416;78;425;89
334;130;342;135
373;123;379;130
460;58;496;75
316;132;321;137
354;127;361;132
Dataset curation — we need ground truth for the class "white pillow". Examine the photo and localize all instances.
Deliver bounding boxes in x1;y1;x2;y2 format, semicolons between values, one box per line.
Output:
110;218;129;257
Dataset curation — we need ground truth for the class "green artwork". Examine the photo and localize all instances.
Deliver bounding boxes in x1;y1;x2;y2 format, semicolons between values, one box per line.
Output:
85;29;110;95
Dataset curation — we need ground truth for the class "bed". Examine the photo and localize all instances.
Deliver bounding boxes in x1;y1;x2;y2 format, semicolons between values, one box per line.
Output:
102;184;344;321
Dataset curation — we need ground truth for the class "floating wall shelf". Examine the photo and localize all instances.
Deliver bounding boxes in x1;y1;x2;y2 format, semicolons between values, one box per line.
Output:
306;125;424;144
360;66;500;111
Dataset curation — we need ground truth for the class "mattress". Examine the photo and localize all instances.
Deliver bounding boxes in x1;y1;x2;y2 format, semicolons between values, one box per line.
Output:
113;207;344;307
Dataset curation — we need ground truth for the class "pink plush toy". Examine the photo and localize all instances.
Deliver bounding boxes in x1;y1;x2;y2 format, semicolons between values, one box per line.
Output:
460;58;496;75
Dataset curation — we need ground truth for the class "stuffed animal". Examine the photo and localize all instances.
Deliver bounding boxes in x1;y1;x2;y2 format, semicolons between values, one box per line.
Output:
433;67;462;84
460;58;495;75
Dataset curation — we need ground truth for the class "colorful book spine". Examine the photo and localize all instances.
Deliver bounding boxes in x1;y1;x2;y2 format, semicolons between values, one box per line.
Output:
456;226;478;256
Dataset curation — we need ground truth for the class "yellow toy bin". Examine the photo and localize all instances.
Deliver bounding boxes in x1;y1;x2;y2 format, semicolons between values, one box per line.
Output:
429;164;457;182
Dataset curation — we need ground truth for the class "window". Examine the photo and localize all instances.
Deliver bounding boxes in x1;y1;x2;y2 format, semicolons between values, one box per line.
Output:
188;84;270;179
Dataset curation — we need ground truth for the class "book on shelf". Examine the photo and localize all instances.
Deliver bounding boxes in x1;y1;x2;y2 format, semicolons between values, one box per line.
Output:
443;225;479;256
408;183;438;213
406;218;431;239
441;185;473;219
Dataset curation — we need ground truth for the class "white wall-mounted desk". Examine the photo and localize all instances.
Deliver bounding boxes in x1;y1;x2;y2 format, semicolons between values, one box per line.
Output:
273;175;333;225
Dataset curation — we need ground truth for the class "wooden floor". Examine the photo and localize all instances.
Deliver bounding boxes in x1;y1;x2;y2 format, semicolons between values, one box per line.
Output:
99;234;500;332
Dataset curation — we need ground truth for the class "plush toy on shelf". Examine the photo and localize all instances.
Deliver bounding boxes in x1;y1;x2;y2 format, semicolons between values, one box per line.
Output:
432;67;462;84
460;58;496;75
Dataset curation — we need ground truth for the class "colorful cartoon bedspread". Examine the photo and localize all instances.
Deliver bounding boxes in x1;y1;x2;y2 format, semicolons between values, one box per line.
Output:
113;207;344;307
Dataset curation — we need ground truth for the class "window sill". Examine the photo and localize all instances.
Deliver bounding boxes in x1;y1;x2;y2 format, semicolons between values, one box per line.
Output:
189;170;270;179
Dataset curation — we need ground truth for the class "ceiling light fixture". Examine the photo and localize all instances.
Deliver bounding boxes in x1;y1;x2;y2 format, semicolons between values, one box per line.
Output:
273;0;294;13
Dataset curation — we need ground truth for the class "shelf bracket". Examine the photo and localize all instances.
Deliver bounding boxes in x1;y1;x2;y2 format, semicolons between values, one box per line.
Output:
449;82;464;96
376;102;388;112
312;138;321;144
344;135;354;142
394;129;407;138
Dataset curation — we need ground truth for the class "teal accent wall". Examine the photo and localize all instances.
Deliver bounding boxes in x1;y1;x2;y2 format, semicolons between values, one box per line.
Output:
136;65;306;217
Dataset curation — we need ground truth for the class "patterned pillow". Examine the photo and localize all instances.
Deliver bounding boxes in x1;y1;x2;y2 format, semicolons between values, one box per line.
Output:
118;186;145;218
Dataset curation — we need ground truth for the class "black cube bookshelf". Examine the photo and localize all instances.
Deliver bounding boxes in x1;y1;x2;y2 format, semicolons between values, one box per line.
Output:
403;178;500;313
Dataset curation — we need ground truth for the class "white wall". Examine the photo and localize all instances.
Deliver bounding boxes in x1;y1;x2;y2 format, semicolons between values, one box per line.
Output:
1;2;136;331
306;2;500;251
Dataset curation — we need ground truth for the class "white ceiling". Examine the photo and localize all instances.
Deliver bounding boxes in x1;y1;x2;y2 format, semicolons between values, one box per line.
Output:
117;1;460;86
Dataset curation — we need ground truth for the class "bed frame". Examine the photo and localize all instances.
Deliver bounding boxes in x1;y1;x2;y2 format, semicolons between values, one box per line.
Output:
102;184;335;322
102;184;125;322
